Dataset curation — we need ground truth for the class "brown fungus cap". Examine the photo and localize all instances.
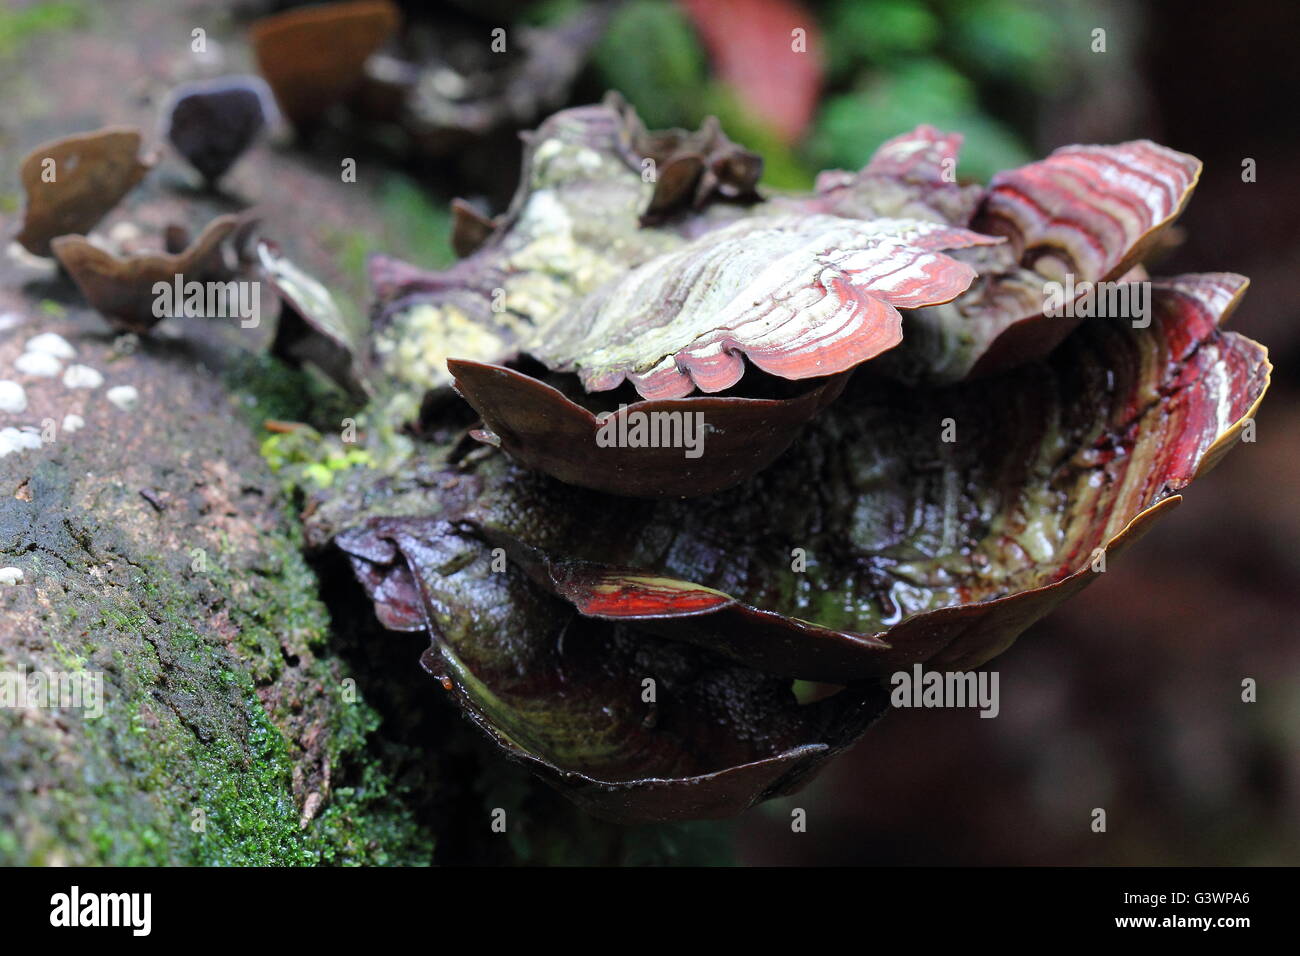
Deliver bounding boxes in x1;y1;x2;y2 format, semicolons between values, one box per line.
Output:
14;127;154;258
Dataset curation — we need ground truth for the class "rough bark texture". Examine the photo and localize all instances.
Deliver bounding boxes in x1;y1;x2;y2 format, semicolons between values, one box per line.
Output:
0;314;435;865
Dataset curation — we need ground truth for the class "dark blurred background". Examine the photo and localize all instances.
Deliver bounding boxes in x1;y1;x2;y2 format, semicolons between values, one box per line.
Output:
3;0;1296;864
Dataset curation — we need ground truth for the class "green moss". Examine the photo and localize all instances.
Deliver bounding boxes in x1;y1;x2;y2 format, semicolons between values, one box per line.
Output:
70;548;433;865
184;702;311;866
223;351;353;433
2;452;434;866
262;430;373;493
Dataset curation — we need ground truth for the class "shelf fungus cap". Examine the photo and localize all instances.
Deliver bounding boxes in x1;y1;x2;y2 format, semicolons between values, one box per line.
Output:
527;214;1002;400
258;240;371;398
449;359;850;497
314;271;1267;824
886;138;1203;383
335;516;893;824
467;274;1268;683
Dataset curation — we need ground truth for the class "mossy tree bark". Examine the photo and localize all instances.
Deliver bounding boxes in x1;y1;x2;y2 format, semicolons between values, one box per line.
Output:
0;0;731;866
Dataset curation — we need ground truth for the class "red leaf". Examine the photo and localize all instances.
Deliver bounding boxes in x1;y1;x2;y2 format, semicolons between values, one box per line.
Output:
679;0;822;143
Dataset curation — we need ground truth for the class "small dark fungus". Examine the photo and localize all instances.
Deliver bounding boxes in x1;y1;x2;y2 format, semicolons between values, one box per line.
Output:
449;198;498;259
162;75;275;185
606;93;764;224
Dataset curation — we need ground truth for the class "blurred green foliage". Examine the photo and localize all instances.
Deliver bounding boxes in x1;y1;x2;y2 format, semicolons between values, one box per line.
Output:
809;57;1031;182
324;172;455;304
824;0;942;76
809;0;1070;182
0;1;85;58
538;0;1085;185
592;0;709;129
371;174;456;271
948;0;1059;85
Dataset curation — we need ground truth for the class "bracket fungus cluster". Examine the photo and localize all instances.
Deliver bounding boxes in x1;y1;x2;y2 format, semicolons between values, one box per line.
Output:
11;72;276;320
283;97;1269;823
9;81;1271;822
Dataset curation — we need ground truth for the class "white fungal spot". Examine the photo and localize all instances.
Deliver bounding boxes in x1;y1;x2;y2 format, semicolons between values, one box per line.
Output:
63;364;104;389
7;241;57;270
153;320;185;340
108;221;142;246
62;413;85;433
106;385;140;411
25;332;76;360
0;426;40;456
14;351;62;377
0;567;24;585
0;380;27;413
0;312;23;332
